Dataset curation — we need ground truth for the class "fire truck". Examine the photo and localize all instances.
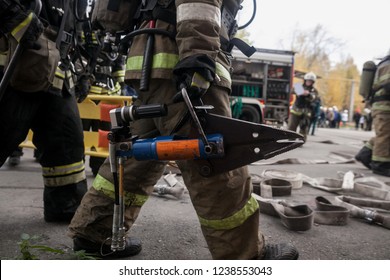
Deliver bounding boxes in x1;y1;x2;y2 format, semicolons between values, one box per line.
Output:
230;48;295;125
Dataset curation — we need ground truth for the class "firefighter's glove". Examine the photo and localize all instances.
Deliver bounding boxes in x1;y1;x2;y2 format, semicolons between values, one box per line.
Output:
75;74;94;103
0;11;44;50
172;54;215;103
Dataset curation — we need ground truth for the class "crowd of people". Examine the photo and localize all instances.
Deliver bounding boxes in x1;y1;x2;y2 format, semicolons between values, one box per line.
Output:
314;106;373;131
316;106;348;129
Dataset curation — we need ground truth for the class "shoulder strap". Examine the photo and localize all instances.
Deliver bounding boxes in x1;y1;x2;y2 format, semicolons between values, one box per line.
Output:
56;0;71;58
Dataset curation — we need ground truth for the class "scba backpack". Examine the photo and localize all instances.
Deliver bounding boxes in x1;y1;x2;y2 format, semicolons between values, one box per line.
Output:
92;0;142;32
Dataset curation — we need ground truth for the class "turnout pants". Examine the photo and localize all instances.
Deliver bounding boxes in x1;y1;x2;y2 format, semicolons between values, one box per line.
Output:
365;111;390;162
69;79;264;259
0;87;87;218
288;112;310;141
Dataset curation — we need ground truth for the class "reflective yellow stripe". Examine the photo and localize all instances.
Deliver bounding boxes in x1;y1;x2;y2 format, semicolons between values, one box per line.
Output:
90;85;104;94
126;53;179;71
42;160;85;177
11;12;33;42
216;62;231;86
43;171;86;187
127;55;230;86
55;67;65;79
198;196;259;230
112;70;125;78
42;160;86;187
93;174;149;207
290;109;303;116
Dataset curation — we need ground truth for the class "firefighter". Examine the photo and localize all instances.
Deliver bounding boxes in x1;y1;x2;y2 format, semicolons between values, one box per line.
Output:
355;49;390;176
80;24;128;176
288;72;319;141
0;0;91;222
68;0;299;260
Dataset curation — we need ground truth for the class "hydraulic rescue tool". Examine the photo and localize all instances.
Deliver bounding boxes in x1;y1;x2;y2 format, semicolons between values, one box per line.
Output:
107;87;304;253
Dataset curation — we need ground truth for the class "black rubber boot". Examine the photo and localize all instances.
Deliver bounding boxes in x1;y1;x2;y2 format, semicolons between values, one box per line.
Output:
262;243;299;260
44;180;88;223
355;146;372;169
371;161;390;177
73;237;142;259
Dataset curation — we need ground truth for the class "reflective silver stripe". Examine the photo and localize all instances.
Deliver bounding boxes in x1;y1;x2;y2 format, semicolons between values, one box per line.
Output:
52;67;65;90
43;171;86;187
177;3;221;27
66;70;75;89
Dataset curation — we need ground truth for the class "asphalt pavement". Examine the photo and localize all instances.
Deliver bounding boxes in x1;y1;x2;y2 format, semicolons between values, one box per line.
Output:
0;126;389;260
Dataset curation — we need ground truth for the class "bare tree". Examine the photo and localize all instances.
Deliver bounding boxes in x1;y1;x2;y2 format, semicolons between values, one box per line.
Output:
280;24;345;72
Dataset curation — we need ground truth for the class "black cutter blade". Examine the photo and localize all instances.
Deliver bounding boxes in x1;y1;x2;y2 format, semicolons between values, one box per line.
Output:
195;113;304;176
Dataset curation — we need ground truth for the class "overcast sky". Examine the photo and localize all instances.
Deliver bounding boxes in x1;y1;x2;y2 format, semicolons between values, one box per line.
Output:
237;0;390;70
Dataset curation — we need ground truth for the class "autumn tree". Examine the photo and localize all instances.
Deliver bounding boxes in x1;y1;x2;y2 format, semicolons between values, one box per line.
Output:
279;24;363;112
325;56;362;112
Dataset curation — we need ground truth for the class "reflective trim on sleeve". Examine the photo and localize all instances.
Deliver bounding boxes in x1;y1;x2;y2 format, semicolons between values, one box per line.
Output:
177;3;221;27
42;160;86;187
198;196;259;230
126;53;179;71
11;12;33;42
92;174;149;207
